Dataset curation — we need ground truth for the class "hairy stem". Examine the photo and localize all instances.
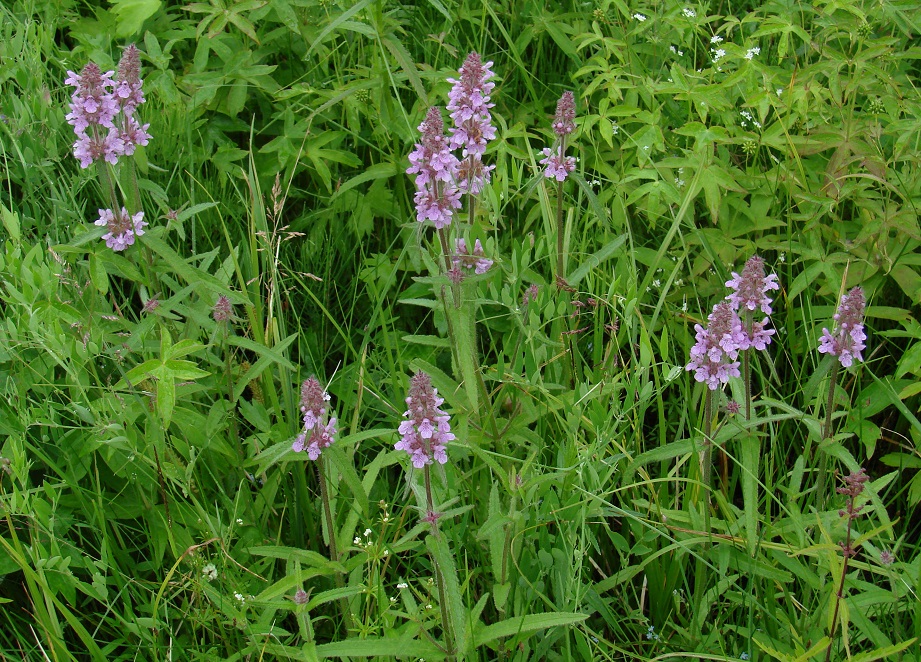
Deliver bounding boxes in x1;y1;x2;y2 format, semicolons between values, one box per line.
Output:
317;456;351;631
425;465;455;658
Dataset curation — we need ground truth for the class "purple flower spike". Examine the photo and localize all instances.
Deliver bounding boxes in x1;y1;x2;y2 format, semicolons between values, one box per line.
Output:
447;52;497;156
818;286;867;368
115;44;146;116
725;255;780;315
65;63;119;134
396;371;455;469
552;91;576;136
407;107;462;228
94;207;146;251
686;301;745;390
292;377;336;460
447;52;497;195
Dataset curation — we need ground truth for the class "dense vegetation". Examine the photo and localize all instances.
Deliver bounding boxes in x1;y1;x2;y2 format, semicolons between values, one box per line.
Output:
1;0;919;659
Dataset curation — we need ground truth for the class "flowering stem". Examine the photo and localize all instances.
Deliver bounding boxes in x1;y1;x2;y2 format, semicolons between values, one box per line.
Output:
817;362;840;511
555;178;565;281
317;456;351;630
701;389;713;504
825;497;855;662
424;464;455;658
743;348;752;420
95;157;120;213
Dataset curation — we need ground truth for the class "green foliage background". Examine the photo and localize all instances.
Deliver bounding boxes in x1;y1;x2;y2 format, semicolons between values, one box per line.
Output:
0;0;920;659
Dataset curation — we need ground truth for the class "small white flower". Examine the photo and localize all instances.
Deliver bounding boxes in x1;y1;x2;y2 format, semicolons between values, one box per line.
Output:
670;45;676;53
390;596;397;603
363;528;372;537
682;7;696;18
778;252;786;263
712;48;726;61
234;592;245;603
353;536;362;545
745;46;761;60
425;603;433;610
653;279;661;288
202;563;217;582
397;582;409;589
776;88;784;95
611;122;620;135
675;178;686;188
633;13;647;21
383;549;390;556
710;35;723;44
236;518;243;525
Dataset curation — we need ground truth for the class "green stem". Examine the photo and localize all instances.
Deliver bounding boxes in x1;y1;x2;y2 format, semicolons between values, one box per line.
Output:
743;349;752;420
555;178;565;281
817;362;840;511
825;512;854;662
424;465;455;659
317;456;351;631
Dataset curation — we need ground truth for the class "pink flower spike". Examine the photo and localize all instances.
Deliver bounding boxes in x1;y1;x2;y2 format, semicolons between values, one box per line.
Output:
396;372;454;468
292;378;336;460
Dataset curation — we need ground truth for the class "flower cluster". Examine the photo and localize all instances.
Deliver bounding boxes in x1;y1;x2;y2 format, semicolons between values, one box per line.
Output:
396;371;455;468
725;255;779;350
66;45;150;169
447;52;497;195
94;207;147;251
686;301;745;390
406;52;498;227
453;238;493;275
540;91;578;181
818;286;867;367
292;377;336;460
406;107;462;229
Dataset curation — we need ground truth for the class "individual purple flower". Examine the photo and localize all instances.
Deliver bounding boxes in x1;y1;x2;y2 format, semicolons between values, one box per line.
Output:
292;377;336;460
725;255;780;315
453;238;493;274
94;207;146;251
396;371;455;469
818;286;867;368
540;146;577;181
552;91;576;136
407;108;462;228
686;301;745;390
65;63;119;134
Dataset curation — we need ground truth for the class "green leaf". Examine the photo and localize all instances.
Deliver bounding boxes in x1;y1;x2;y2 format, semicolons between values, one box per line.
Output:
89;252;109;295
850;640;918;662
473;612;587;647
623;439;695;481
109;0;162;36
402;334;451;348
326;445;369;519
740;434;759;557
566;233;626;286
426;533;467;655
1;203;20;242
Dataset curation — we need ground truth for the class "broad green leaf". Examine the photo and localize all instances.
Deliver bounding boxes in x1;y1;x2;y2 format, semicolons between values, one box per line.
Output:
109;0;161;36
314;636;441;658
